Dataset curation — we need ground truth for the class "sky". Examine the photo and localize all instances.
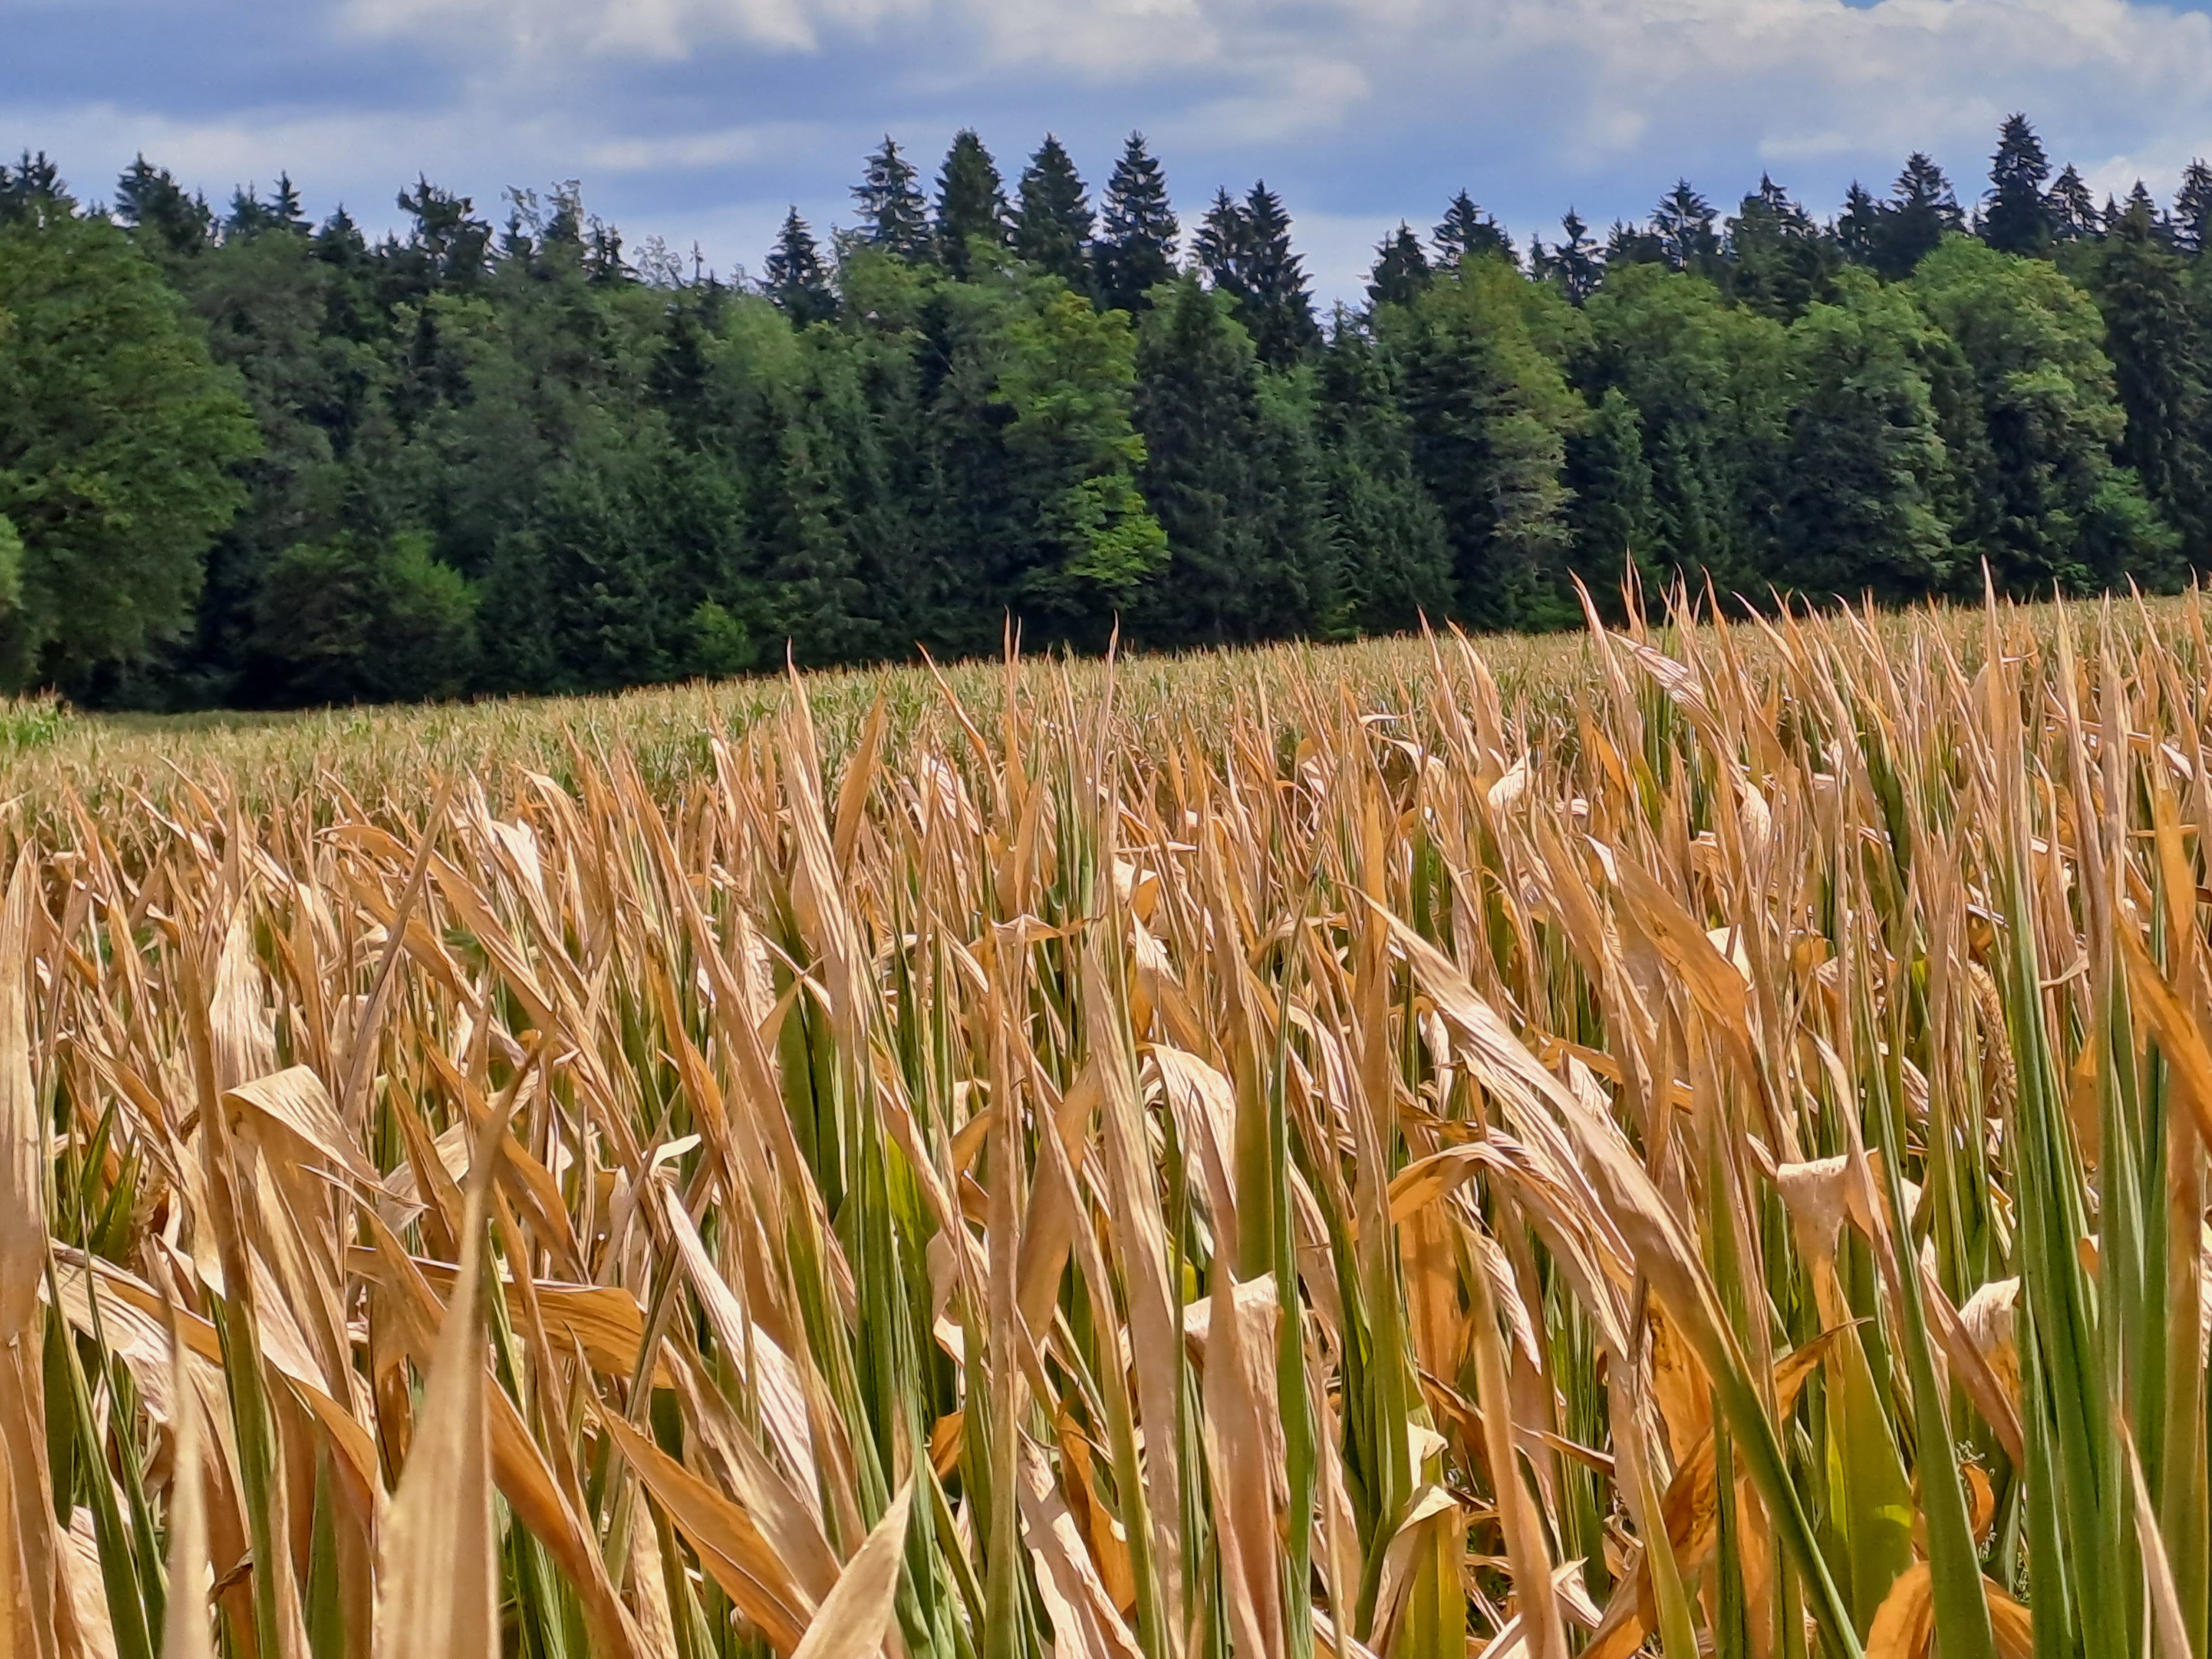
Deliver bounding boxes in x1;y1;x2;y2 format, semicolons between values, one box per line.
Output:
7;0;2212;300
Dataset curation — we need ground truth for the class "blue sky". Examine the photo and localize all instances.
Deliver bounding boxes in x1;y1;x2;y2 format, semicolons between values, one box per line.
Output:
7;0;2212;299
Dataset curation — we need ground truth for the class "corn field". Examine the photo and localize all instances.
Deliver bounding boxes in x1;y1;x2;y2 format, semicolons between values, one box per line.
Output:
6;595;2212;1659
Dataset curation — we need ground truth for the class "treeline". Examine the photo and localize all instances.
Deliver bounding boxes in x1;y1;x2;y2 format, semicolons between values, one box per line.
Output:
0;116;2208;706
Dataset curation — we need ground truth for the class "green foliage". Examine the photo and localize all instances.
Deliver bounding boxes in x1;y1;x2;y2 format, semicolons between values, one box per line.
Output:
2;114;2209;709
1911;236;2171;591
0;205;258;691
1776;272;1957;599
251;530;477;704
1386;255;1586;627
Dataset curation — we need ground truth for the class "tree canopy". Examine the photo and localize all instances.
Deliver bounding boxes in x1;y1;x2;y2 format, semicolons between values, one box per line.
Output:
2;114;2210;707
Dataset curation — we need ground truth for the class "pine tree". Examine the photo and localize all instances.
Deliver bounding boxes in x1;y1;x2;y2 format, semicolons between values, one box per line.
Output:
1013;135;1094;290
114;155;213;260
1092;133;1178;313
1432;191;1514;269
1194;190;1251;298
1983;113;2053;255
935;130;1011;279
1366;224;1432;309
1651;180;1721;273
853;137;930;259
764;207;837;325
2048;165;2101;243
1531;211;1602;302
2174;159;2212;255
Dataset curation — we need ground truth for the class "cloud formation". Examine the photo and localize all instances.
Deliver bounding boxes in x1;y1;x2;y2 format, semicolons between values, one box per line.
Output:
7;0;2212;298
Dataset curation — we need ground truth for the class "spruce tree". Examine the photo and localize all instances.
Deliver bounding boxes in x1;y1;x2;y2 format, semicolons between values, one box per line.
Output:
1877;154;1964;277
1239;183;1321;367
764;207;837;325
1432;191;1514;269
2090;199;2209;544
114;155;213;261
853;137;930;259
1093;133;1178;313
1651;180;1721;273
2174;159;2212;255
935;130;1011;278
1013;134;1094;290
1724;177;1838;320
1983;113;2052;255
2049;165;2101;243
1837;183;1884;265
1366;223;1432;309
1531;211;1602;302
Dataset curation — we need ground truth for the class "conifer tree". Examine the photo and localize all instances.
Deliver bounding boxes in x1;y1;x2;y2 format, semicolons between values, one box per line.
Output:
1531;211;1602;302
1196;186;1318;366
2174;159;2212;255
935;130;1011;278
1837;182;1884;266
1724;176;1838;320
853;137;930;259
1983;113;2053;255
1013;134;1094;290
1879;153;1964;276
1366;224;1431;309
114;155;213;260
1432;191;1514;269
2125;179;2171;243
764;208;837;325
1092;132;1178;312
2089;199;2209;543
2049;165;2101;243
1651;180;1721;273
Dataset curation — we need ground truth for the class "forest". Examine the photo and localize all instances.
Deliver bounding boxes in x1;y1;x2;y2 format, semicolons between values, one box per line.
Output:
0;114;2207;707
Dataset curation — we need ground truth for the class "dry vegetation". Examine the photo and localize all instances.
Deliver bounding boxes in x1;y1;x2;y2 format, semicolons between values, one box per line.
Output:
4;595;2210;1659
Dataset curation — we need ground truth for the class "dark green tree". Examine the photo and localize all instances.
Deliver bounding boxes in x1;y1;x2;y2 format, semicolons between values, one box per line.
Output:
2049;166;2101;244
1776;273;1957;599
1316;316;1453;631
1432;191;1514;269
1092;133;1178;313
1837;182;1885;266
1652;180;1722;274
1366;224;1432;310
2174;160;2212;255
1196;183;1318;368
251;530;477;703
1532;211;1603;302
1724;176;1839;320
1131;276;1331;642
1876;154;1965;278
853;137;931;259
2086;199;2211;549
115;156;213;263
1983;114;2053;256
1013;135;1094;290
1564;387;1655;607
1383;257;1585;626
1911;235;2174;591
0;205;259;688
764;208;837;325
935;130;1012;279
